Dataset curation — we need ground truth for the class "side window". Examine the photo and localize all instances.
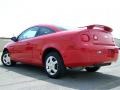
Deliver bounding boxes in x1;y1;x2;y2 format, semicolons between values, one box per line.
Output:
18;26;40;41
36;27;55;36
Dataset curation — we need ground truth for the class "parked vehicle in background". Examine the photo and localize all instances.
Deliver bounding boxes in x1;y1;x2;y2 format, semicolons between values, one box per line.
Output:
1;24;119;78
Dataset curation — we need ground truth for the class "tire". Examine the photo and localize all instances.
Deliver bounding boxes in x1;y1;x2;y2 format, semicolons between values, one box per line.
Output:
85;66;100;72
44;51;65;78
1;51;16;66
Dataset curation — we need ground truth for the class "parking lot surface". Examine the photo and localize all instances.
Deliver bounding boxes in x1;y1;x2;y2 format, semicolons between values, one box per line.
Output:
0;52;120;90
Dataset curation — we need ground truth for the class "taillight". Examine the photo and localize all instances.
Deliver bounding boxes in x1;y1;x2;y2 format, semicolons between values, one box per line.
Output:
81;34;90;42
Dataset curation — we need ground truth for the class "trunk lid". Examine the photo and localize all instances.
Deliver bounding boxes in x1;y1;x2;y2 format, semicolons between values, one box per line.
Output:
87;25;115;46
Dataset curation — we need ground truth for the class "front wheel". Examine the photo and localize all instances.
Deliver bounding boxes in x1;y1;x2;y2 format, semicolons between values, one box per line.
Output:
1;51;16;66
44;52;65;78
85;66;100;72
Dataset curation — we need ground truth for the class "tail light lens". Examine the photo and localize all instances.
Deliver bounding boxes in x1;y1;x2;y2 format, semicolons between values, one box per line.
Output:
81;34;90;42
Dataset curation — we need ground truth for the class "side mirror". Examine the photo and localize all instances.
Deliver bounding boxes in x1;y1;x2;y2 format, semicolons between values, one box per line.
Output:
11;37;17;42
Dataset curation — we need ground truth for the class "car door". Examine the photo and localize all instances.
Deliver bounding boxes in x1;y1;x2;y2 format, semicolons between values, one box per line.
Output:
12;26;40;63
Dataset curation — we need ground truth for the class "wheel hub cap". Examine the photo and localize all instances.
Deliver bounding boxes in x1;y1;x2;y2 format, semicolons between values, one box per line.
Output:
2;53;11;65
46;56;58;75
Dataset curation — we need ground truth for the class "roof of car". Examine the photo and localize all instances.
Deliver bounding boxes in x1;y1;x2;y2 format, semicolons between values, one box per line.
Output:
36;24;57;28
35;24;64;32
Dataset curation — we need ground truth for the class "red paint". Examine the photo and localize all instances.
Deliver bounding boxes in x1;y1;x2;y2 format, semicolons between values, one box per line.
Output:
4;24;119;67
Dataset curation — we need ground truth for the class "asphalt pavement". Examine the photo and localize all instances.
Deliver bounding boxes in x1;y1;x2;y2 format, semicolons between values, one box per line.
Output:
0;52;120;90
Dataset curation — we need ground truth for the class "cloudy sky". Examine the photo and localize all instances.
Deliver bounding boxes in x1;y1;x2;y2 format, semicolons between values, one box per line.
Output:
0;0;120;38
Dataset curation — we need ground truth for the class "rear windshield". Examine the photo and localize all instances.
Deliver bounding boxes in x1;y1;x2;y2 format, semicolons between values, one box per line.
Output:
57;26;80;31
57;26;67;31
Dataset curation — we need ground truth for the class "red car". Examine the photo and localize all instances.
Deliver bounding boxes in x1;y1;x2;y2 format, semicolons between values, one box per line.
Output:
1;24;119;78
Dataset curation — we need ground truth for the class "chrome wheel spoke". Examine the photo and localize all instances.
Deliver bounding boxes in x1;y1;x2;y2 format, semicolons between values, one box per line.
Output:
52;67;57;73
46;62;50;67
49;57;53;63
53;60;57;65
47;67;52;73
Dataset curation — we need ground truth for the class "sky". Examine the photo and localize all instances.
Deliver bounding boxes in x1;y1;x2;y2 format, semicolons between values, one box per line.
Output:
0;0;120;38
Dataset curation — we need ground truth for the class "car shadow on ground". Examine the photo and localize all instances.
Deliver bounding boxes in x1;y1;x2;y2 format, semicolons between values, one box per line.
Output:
0;64;120;90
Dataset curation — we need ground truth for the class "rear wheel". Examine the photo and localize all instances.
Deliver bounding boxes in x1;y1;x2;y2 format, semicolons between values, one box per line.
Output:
1;51;16;66
44;52;65;78
85;66;100;72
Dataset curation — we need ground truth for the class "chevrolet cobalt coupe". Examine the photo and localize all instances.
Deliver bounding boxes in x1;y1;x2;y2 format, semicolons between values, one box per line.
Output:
1;24;119;78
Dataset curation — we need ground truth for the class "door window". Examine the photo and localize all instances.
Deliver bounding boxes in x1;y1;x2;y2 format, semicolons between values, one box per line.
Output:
18;26;39;41
36;27;55;36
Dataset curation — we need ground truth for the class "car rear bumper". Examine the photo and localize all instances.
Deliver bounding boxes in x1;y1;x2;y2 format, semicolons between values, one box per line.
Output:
63;45;119;67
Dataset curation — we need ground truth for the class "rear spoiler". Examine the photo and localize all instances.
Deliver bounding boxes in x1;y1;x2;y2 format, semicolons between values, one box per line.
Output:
86;24;113;32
